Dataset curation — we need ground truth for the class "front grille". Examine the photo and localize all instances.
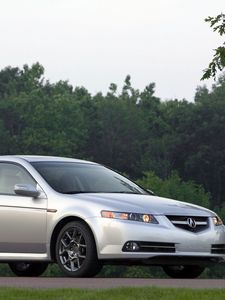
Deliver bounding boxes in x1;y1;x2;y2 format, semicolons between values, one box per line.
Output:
211;244;225;254
122;241;176;253
166;215;209;233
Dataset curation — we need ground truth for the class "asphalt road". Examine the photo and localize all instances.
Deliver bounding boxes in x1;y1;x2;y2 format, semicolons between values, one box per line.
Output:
0;277;225;289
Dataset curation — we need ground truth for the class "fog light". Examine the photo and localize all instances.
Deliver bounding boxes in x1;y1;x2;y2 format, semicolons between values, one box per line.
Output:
123;241;140;252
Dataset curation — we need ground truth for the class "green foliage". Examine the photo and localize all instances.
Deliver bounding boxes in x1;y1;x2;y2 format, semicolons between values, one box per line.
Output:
202;13;225;80
137;171;210;208
0;264;13;276
99;265;166;278
1;287;225;300
0;62;224;208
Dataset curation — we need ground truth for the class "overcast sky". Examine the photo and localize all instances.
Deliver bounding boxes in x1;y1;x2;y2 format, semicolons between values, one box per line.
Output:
0;0;224;101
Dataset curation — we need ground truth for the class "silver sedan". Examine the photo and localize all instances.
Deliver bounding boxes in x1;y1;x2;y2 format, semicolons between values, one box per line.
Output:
0;155;224;278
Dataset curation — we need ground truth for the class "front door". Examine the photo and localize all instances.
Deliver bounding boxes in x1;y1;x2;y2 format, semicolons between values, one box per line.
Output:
0;162;47;254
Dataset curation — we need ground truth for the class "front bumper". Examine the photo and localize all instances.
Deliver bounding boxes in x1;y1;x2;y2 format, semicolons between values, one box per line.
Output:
86;215;225;264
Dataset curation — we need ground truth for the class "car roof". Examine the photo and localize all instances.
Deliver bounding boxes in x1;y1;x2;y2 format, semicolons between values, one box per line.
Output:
0;155;96;164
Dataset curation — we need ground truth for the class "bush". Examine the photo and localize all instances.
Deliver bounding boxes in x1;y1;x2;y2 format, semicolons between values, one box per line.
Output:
137;170;210;208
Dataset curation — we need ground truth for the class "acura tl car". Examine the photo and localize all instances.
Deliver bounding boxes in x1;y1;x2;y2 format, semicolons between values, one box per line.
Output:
0;155;224;278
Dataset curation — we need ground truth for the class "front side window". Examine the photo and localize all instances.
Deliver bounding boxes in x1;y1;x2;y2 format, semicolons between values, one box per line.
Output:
0;163;36;195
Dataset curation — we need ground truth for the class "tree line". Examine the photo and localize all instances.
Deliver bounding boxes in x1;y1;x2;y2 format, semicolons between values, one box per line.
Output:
0;63;225;210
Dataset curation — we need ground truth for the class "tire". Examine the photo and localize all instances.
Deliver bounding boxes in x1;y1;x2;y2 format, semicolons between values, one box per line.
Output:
8;262;48;277
55;221;102;277
162;265;205;278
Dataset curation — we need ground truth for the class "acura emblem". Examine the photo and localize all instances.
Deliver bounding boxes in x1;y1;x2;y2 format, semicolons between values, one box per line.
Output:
187;217;196;228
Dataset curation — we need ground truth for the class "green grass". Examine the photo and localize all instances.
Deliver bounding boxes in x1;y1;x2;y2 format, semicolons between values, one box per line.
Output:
0;287;225;300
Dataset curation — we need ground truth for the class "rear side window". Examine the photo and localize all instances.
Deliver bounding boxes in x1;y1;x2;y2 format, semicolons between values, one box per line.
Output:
0;163;36;195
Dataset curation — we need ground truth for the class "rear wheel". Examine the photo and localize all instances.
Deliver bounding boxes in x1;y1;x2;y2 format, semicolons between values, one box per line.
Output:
56;221;102;277
8;262;48;277
162;265;205;278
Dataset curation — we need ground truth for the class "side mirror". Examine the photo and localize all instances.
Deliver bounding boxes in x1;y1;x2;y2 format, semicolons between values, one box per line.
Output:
14;184;40;198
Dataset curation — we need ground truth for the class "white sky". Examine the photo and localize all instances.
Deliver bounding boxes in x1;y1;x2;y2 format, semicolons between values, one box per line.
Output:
0;0;224;101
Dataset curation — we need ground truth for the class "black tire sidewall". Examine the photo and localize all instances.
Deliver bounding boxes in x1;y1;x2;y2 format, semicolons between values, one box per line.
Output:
8;262;48;277
162;265;205;279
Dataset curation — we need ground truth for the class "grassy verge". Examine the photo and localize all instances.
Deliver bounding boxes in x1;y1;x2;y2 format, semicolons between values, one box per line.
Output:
0;287;225;300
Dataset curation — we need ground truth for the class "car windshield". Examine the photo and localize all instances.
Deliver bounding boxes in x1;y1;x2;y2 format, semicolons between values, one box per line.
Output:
31;162;147;195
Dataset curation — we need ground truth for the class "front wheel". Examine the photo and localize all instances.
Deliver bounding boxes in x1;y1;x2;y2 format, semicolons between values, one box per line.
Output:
8;262;48;277
162;265;205;278
56;221;102;277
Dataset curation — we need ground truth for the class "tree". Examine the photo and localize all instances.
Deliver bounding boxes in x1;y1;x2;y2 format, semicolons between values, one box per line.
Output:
84;89;147;177
137;171;210;208
0;63;88;156
202;13;225;80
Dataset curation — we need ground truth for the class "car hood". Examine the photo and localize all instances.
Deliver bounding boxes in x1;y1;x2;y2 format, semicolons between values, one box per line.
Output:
73;193;214;217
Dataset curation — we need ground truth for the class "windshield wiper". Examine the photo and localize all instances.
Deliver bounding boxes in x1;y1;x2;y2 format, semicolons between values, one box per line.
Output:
105;191;141;194
64;191;141;195
63;191;99;194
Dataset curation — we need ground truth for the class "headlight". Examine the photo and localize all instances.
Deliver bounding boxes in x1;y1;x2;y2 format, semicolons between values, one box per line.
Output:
212;216;223;226
101;210;158;224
